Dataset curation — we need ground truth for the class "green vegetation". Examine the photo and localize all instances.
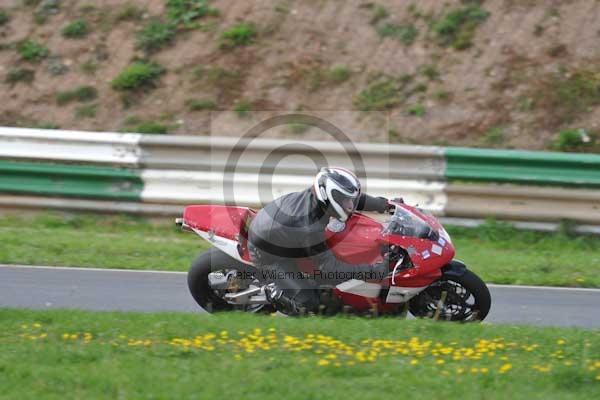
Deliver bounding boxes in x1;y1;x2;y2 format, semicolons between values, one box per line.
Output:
115;3;144;22
551;129;597;152
136;19;176;54
219;22;257;49
534;69;600;125
18;40;49;62
407;103;426;117
0;9;10;25
1;213;599;288
369;4;389;25
75;104;97;119
122;119;170;134
432;5;490;50
1;310;599;400
111;62;164;91
186;98;217;111
376;23;418;45
434;89;452;102
166;0;219;27
354;77;404;111
62;19;90;39
55;86;98;105
328;65;351;84
80;61;98;75
5;68;35;85
482;126;505;145
420;64;440;81
233;99;252;117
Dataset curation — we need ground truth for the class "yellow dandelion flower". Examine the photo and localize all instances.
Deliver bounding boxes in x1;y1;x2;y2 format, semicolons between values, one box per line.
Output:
557;339;566;345
69;334;78;340
39;333;47;339
334;362;342;368
499;363;512;373
410;359;419;366
436;359;445;365
234;354;242;360
470;367;479;374
596;375;600;381
481;367;489;374
32;323;41;329
457;368;465;374
61;333;69;340
318;359;330;366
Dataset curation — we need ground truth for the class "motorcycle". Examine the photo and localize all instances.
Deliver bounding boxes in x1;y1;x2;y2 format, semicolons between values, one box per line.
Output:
177;200;491;321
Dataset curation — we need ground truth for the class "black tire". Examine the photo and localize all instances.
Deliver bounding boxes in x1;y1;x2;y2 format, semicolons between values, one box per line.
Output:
409;270;491;321
187;247;255;312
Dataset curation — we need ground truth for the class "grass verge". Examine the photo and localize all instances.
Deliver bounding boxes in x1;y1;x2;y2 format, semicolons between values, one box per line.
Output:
1;309;599;399
0;212;598;287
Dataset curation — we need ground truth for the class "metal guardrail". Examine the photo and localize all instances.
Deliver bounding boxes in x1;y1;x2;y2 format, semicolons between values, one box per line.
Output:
0;127;599;227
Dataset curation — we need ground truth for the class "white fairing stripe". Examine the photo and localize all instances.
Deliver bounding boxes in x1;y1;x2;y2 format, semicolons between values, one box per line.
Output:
193;229;253;265
385;286;427;303
336;279;382;298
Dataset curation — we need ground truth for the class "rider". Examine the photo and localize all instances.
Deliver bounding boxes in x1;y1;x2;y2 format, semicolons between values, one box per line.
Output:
248;167;392;314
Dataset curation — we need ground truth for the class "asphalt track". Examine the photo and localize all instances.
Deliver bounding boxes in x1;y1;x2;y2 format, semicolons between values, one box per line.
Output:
1;265;599;329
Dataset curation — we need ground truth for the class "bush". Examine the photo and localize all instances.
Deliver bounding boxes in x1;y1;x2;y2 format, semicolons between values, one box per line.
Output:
5;68;35;85
376;23;418;45
62;19;89;38
166;0;219;26
0;9;10;26
552;129;595;152
482;126;505;145
112;62;164;91
186;99;216;111
420;64;440;81
432;5;490;50
136;20;176;54
219;22;257;49
75;104;97;119
115;3;144;22
328;65;351;84
354;78;402;111
233;100;252;118
407;103;426;117
18;40;49;62
126;121;169;134
55;86;98;105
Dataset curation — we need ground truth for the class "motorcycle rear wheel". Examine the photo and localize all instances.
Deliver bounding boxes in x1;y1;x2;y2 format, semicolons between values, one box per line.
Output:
187;248;267;313
408;270;491;321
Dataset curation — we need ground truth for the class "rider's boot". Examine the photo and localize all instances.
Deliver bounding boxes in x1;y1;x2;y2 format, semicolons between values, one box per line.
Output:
264;283;304;315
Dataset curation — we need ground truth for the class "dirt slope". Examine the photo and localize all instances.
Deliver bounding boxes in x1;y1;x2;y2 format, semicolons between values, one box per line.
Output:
1;0;599;151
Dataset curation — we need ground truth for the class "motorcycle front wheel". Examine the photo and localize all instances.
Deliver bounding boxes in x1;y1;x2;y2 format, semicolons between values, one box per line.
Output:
408;269;491;321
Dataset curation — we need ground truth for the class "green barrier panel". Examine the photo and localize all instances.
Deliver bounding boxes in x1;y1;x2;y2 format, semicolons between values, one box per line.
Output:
0;160;143;200
445;147;600;187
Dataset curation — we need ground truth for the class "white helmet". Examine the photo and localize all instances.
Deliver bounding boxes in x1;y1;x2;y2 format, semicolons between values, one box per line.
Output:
313;167;361;222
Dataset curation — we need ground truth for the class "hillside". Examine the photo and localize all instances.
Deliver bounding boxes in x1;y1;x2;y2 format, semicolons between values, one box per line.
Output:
1;0;600;152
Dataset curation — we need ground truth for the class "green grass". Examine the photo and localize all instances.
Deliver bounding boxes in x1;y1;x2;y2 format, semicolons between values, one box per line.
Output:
1;309;599;399
62;19;89;39
376;23;418;45
0;9;10;26
0;213;599;288
354;78;403;111
166;0;219;27
432;5;490;50
111;62;164;91
186;98;217;111
136;19;176;54
55;85;98;105
219;22;257;49
551;129;596;152
18;39;49;62
5;68;35;85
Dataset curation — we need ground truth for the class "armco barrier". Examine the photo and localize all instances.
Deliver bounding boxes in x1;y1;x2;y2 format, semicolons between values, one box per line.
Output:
0;160;143;200
446;147;600;187
0;127;599;227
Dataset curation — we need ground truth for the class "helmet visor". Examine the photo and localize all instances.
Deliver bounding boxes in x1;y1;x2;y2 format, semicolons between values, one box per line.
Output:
331;189;359;215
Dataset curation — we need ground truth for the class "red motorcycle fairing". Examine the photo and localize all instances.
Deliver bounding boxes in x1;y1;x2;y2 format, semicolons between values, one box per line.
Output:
183;205;255;264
